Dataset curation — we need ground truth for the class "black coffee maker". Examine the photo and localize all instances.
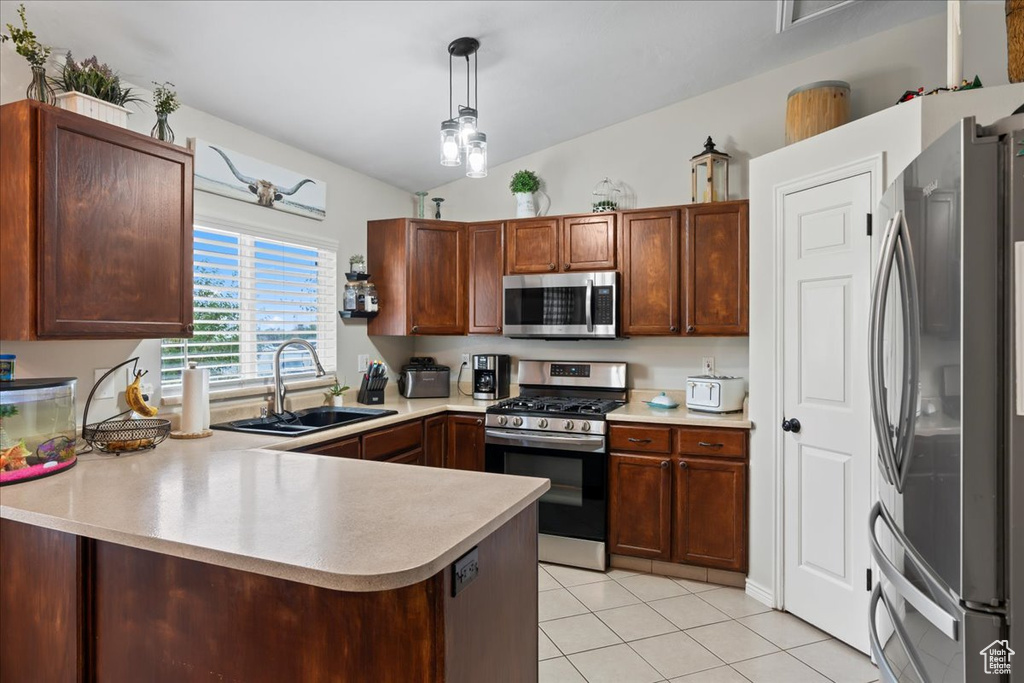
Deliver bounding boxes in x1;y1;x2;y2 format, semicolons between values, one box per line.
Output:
472;354;511;400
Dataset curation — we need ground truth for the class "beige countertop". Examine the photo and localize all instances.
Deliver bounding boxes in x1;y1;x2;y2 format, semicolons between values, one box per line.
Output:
0;386;747;593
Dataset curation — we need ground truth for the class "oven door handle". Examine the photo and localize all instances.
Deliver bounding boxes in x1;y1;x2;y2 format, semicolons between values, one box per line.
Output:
485;428;606;453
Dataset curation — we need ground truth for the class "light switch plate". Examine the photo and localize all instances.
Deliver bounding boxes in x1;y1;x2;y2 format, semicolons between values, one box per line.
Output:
93;368;115;400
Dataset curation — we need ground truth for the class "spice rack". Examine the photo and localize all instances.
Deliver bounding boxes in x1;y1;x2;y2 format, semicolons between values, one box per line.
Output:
339;271;379;320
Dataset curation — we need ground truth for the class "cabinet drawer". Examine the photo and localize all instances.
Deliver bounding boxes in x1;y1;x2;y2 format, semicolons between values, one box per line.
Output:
386;448;425;466
609;425;672;454
363;420;423;461
297;436;361;459
677;428;746;458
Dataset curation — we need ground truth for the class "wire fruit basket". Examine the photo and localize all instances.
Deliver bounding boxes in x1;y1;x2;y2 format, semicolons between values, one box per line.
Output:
81;358;171;455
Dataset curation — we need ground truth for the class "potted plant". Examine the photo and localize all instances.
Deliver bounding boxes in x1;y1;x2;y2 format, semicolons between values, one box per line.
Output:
349;254;366;275
323;379;350;407
509;170;541;218
151;81;180;143
1;4;54;104
51;52;144;128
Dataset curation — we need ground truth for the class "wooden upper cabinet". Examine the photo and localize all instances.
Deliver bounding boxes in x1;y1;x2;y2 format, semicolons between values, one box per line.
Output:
683;202;748;336
561;214;616;271
506;218;559;274
621;210;680;335
467;222;504;335
446;413;485;471
0;101;194;340
609;453;673;560
368;219;467;335
673;456;747;571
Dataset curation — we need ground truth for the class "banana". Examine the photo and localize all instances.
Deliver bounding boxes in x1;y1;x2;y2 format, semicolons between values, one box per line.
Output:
125;371;158;418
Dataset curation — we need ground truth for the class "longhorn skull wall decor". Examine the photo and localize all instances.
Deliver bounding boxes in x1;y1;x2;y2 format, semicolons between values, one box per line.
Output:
188;138;327;220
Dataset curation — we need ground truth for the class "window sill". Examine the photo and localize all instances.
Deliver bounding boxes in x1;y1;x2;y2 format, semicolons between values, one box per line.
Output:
160;376;338;406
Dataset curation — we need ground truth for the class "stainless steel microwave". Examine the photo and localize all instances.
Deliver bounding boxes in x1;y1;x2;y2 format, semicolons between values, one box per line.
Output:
503;271;618;339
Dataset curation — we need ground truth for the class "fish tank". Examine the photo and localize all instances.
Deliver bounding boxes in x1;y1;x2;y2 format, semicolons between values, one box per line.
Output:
0;378;77;486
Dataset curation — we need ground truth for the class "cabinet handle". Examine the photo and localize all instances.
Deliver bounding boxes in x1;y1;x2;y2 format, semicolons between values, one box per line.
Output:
698;442;724;449
495;327;501;333
679;460;689;469
669;326;678;332
660;460;669;469
475;419;483;425
412;325;419;333
686;325;695;334
548;263;556;270
628;438;652;444
185;323;194;333
564;263;572;270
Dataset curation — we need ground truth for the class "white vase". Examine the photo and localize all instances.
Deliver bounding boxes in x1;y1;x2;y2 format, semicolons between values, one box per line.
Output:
515;192;537;218
330;395;344;408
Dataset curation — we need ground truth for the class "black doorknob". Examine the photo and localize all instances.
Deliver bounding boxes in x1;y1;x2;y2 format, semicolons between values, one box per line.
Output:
781;417;801;433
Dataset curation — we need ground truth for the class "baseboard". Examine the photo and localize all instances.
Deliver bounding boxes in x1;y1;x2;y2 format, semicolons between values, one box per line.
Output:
745;579;775;609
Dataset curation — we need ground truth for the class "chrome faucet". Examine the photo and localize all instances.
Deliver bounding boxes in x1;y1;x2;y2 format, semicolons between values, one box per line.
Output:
273;338;326;414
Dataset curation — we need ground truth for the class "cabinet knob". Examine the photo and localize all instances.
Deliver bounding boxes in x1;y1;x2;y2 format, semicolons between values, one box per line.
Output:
495;327;501;333
564;263;571;270
475;418;483;425
670;326;678;332
548;263;556;270
185;323;194;333
412;325;419;333
686;325;695;334
679;460;688;469
660;460;669;469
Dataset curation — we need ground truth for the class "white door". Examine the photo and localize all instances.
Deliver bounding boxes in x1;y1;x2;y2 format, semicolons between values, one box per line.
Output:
782;173;873;653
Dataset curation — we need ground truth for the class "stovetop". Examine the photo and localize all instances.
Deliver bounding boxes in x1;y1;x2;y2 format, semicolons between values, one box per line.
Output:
488;395;625;419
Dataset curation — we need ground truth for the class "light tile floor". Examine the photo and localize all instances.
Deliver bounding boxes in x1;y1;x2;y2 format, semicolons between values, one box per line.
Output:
538;563;879;683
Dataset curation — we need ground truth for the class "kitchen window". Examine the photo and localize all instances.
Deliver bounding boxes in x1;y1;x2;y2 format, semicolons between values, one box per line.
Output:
161;223;337;393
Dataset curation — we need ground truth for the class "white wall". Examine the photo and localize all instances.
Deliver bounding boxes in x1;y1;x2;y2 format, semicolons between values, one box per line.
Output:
0;43;414;419
416;2;1010;392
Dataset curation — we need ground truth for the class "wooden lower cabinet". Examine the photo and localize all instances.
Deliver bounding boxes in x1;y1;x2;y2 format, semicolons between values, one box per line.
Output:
672;456;747;571
447;414;485;471
608;454;672;559
299;436;361;459
423;414;447;467
386;448;425;466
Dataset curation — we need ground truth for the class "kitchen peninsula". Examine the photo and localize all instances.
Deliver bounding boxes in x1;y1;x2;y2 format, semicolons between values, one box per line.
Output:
0;443;548;682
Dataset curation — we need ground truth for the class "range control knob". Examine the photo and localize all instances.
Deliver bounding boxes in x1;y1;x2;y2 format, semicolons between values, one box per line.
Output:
563;420;575;431
512;416;523;427
538;418;549;428
497;415;508;426
580;422;591;432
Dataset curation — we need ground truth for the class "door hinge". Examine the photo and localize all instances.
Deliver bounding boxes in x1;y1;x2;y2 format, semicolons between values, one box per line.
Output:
866;213;872;236
866;568;873;591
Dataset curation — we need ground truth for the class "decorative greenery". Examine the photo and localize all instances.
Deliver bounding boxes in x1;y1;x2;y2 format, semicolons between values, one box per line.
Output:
0;405;19;420
592;200;618;212
1;4;50;67
349;254;365;264
52;52;144;107
152;81;180;115
324;379;350;399
509;169;541;195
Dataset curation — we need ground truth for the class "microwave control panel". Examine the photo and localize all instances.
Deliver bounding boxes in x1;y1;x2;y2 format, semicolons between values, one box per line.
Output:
594;286;614;325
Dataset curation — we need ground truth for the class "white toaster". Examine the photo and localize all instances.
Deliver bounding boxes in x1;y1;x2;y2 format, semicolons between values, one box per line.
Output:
685;375;746;413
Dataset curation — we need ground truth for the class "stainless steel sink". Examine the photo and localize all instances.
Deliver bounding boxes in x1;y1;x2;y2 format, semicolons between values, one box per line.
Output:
211;406;398;437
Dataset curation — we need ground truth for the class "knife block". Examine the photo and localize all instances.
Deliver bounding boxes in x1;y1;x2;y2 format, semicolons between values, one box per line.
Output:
357;375;387;405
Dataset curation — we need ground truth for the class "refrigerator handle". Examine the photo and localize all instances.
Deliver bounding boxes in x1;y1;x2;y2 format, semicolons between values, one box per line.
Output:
869;584;931;683
869;213;901;486
892;214;921;492
869;501;960;640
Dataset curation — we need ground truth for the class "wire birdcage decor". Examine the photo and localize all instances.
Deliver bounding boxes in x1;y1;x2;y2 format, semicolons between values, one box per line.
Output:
591;178;622;213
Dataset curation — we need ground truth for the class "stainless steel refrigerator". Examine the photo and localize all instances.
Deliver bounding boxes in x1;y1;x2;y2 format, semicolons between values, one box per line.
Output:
868;115;1022;682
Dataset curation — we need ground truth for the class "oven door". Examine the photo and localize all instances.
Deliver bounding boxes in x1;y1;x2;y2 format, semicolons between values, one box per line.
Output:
503;271;617;338
484;428;607;542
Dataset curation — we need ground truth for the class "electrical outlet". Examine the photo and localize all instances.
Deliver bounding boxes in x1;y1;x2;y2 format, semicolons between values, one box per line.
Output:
140;383;154;398
461;353;471;366
93;368;115;400
702;356;716;376
357;355;370;372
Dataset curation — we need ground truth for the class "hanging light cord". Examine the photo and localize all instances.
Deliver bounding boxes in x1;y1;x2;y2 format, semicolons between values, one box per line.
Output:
448;52;453;120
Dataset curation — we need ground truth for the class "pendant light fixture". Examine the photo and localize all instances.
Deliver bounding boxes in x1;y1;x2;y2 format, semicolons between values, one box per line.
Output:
439;37;487;178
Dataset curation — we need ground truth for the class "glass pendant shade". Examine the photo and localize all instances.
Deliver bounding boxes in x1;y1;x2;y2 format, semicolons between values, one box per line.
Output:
465;132;488;178
439;119;462;167
457;106;478;145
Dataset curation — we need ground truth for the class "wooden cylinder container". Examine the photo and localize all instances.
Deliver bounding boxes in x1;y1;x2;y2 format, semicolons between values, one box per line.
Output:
785;80;851;145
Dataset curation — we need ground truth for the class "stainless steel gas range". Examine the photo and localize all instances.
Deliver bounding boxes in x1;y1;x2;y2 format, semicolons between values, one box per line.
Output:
484;360;627;571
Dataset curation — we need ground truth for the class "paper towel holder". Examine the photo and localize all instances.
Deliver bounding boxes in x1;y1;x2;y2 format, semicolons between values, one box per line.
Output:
170;360;213;440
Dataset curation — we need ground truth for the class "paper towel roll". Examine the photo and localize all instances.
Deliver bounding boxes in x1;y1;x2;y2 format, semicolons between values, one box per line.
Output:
181;361;210;434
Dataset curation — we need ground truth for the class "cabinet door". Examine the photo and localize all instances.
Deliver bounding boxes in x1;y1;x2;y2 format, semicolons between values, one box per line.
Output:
423;414;447;468
408;222;466;334
683;202;748;336
609;453;672;559
467;222;504;334
506;218;559;274
38;106;194;338
561;214;616;271
621;210;680;335
673;456;747;571
297;436;361;459
446;414;485;471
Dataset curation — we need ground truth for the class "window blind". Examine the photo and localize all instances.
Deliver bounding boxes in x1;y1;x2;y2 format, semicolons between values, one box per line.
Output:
161;225;337;390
